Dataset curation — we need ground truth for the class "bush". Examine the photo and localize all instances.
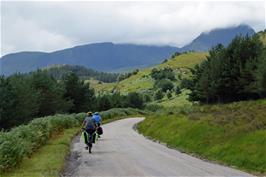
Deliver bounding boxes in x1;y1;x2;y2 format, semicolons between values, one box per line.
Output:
100;108;147;120
151;67;176;81
127;92;144;109
167;90;172;99
175;86;181;95
0;113;84;172
154;89;164;100
180;78;193;90
145;104;163;112
154;79;174;92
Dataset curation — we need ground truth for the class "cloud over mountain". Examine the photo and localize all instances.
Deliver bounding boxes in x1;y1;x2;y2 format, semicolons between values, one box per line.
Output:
1;1;265;56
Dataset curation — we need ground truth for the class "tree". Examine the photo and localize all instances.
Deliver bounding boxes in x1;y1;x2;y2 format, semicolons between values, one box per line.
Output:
0;76;17;129
30;71;71;116
154;89;164;100
180;78;193;89
8;74;39;123
189;35;264;103
63;73;95;113
154;79;174;92
256;48;266;96
127;92;144;109
175;86;181;95
151;67;176;81
167;90;172;99
97;94;112;111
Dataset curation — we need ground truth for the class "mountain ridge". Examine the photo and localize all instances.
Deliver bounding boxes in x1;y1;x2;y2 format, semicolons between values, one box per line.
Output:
1;24;255;75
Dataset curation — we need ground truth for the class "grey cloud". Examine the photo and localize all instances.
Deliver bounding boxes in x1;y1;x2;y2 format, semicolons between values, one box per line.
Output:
1;1;265;56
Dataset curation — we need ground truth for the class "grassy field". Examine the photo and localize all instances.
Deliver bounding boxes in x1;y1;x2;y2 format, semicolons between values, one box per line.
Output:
85;78;115;93
149;89;192;108
88;52;207;93
138;99;266;175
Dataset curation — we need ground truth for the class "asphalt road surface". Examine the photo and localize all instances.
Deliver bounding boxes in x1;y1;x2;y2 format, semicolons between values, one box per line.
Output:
63;117;254;177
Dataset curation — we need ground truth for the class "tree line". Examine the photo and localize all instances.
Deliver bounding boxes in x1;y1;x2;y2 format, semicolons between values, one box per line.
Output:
0;71;146;130
41;64;119;83
186;34;266;103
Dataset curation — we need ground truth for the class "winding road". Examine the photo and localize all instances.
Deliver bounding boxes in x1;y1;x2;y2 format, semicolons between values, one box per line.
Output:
63;118;254;177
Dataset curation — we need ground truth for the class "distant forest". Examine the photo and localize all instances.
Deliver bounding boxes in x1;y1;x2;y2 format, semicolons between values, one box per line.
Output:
41;65;119;83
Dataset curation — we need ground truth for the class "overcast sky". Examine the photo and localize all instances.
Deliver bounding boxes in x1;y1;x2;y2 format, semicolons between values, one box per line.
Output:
1;1;265;56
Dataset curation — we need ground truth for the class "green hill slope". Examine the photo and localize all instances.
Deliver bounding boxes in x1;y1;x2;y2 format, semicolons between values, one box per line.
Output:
90;52;207;93
258;30;266;45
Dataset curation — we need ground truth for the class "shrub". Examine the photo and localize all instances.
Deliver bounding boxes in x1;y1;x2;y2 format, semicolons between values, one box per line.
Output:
154;89;164;100
145;104;163;112
167;90;172;99
154;79;174;92
127;92;144;109
175;86;182;95
151;67;176;81
0;113;84;172
100;108;147;120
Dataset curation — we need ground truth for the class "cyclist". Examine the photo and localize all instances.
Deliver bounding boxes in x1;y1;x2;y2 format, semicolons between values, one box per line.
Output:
93;112;103;137
82;112;96;153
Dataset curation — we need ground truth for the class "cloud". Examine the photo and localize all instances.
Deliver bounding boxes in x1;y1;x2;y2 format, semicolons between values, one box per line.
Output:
1;1;265;56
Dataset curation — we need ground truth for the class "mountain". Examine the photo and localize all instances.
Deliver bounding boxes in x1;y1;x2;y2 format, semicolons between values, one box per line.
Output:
0;25;256;76
181;24;255;51
0;43;177;75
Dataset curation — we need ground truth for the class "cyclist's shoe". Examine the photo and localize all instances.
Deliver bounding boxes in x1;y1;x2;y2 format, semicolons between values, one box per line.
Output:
85;146;88;150
89;147;92;153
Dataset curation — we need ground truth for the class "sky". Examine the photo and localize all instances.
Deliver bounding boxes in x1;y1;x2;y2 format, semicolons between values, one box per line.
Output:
1;1;265;56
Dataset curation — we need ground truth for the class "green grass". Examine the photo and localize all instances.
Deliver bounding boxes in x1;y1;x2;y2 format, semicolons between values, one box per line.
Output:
85;78;115;93
150;89;192;108
138;99;266;175
158;52;207;69
2;128;79;177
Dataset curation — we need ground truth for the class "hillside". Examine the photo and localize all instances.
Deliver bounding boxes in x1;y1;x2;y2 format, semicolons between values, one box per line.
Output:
90;52;207;93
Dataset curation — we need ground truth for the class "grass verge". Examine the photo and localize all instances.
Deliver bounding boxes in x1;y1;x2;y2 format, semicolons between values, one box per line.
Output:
138;100;266;175
2;128;79;177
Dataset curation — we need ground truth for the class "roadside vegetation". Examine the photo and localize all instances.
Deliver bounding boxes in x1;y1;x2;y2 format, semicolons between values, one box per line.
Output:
2;128;79;177
138;99;266;174
0;114;84;173
0;108;146;175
